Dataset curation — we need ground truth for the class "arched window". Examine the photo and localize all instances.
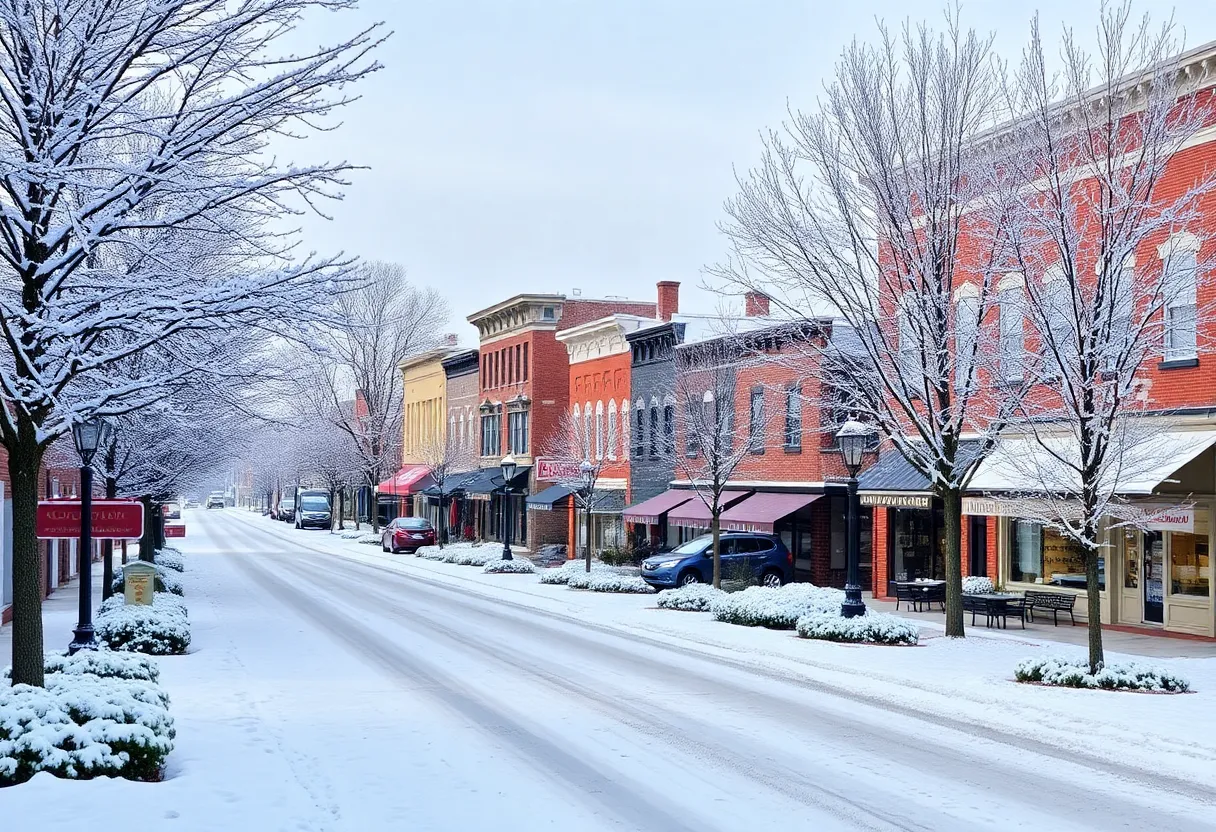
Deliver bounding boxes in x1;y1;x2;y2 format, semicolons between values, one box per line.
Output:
572;403;583;457
663;395;676;456
607;400;618;460
634;398;645;458
619;399;629;459
584;401;593;460
595;401;605;460
649;396;660;457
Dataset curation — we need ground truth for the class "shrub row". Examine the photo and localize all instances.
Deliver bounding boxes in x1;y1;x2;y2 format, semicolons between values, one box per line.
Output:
795;612;920;645
656;584;726;611
709;584;844;629
1014;656;1190;692
484;559;536;574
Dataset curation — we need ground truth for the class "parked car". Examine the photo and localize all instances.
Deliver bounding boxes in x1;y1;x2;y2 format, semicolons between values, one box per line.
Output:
162;503;182;520
206;492;225;509
294;490;332;530
382;517;435;553
278;499;296;523
640;532;793;590
184;499;199;509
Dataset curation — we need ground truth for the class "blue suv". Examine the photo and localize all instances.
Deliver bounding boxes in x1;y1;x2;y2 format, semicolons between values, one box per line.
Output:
641;533;794;590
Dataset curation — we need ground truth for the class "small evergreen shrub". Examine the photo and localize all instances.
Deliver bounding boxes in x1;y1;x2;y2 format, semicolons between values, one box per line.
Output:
795;612;919;645
484;558;536;574
710;584;844;629
656;584;726;611
96;594;190;655
1014;656;1190;692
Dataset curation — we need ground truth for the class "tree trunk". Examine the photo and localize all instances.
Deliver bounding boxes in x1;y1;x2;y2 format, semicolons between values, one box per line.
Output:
1085;548;1104;673
329;487;337;532
154;504;166;551
437;492;446;550
8;429;46;687
139;495;156;562
101;476;117;600
940;486;965;637
711;507;722;590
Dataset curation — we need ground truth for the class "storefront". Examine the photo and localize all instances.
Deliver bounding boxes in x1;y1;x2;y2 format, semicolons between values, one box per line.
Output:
375;464;434;524
454;466;531;548
623;489;695;550
666;491;751;545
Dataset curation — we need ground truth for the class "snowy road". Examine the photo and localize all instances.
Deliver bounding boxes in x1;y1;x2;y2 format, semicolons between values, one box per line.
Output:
13;509;1215;831
175;511;1215;832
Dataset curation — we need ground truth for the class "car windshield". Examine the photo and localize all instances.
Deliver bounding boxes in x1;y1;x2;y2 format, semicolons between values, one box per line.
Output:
281;500;294;509
300;497;329;511
400;518;432;530
670;536;710;555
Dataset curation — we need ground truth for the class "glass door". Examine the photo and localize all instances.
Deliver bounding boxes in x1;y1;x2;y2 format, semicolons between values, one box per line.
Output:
1144;530;1164;624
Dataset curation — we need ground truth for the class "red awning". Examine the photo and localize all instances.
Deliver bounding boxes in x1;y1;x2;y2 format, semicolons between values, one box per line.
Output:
667;491;751;527
720;492;820;533
376;465;432;496
622;490;695;525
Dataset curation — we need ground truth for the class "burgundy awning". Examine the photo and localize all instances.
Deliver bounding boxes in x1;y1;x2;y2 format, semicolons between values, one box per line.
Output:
622;490;694;525
376;465;432;496
667;491;751;527
720;492;820;533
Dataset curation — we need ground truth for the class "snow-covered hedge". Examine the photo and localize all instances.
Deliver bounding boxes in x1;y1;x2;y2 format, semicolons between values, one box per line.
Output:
0;655;175;786
565;566;620;589
656;584;726;612
3;649;161;685
153;548;185;573
450;544;504;566
710;584;844;629
795;612;920;645
1014;656;1190;693
962;576;994;595
111;562;183;597
357;533;381;546
484;558;536;574
96;593;190;655
586;574;656;594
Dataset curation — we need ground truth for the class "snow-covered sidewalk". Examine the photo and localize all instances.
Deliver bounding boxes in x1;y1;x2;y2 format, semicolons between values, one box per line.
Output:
223;508;1216;794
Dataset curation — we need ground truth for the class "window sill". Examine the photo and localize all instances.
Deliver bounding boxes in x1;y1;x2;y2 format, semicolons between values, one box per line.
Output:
749;447;765;455
1158;357;1199;370
783;445;802;454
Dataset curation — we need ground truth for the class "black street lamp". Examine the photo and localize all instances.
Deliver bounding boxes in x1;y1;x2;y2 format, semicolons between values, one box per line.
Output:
836;417;870;619
499;453;517;560
69;415;113;654
579;458;595;571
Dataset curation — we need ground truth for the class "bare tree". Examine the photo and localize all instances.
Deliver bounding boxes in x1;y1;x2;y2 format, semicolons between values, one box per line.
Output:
418;434;455;549
670;337;753;589
305;262;448;533
991;5;1216;671
537;408;611;572
714;12;1022;633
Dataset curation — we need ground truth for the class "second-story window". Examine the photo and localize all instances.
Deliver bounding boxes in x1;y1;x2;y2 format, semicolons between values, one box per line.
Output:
480;406;501;456
648;399;659;457
607;400;618;460
594;401;604;460
954;288;979;392
663;401;675;455
999;276;1025;382
748;387;765;453
784;385;801;449
634;400;645;457
1163;241;1199;361
508;409;529;455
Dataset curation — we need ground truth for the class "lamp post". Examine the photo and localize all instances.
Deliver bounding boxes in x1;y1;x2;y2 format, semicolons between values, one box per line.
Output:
499;453;517;560
579;458;595;572
836;417;870;619
69;415;113;654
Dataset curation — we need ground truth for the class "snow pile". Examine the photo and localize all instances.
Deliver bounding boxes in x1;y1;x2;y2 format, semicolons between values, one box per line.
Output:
6;650;162;684
339;530;363;540
153;548;184;573
0;653;175;786
711;584;844;629
656;584;726;611
565;565;620;589
484;559;536;574
357;533;381;546
539;560;611;585
448;544;504;566
111;562;183;597
96;593;190;655
962;576;994;594
586;574;656;594
795;612;920;645
1014;656;1190;693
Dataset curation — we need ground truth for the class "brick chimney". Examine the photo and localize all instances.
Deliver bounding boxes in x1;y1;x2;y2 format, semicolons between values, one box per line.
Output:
744;290;770;317
656;281;680;322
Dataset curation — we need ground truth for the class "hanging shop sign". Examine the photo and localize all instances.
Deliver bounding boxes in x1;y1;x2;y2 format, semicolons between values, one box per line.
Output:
535;457;582;481
1144;506;1194;533
858;492;931;509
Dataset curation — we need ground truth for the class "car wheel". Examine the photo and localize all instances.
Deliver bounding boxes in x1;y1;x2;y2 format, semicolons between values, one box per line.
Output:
382;540;389;552
761;569;784;588
678;571;701;587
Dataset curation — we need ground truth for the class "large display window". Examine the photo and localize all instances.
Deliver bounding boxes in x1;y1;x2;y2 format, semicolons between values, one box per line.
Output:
1009;519;1104;590
1169;513;1210;598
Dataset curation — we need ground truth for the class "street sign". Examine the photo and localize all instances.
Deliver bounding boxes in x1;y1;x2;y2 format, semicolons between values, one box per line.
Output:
36;500;144;539
165;524;186;538
122;562;156;605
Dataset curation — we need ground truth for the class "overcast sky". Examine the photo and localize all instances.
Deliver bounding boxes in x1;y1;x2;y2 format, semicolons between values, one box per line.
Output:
285;1;1216;343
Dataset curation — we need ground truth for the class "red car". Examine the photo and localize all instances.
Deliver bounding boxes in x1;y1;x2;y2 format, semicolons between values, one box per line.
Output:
382;517;435;553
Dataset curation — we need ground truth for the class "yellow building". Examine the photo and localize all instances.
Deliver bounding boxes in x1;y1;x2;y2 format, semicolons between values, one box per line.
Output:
401;349;455;464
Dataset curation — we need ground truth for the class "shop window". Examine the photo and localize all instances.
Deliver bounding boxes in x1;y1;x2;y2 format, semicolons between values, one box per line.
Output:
1009;519;1102;590
1170;514;1210;597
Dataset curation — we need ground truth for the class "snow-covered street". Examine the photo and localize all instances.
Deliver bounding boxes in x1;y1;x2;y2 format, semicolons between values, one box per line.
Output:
6;508;1216;831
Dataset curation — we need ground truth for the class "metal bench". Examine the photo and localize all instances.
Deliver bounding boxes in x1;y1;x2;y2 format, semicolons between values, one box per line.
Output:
1024;590;1077;626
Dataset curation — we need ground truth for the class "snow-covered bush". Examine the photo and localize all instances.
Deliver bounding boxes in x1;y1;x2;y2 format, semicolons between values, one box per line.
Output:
340;530;363;540
539;568;573;584
450;544;503;566
586;574;656;594
153;548;185;573
0;657;175;785
357;533;380;546
795;612;919;645
484;558;536;574
710;584;844;629
656;584;725;611
111;562;183;597
962;576;994;595
96;594;190;655
1014;656;1190;693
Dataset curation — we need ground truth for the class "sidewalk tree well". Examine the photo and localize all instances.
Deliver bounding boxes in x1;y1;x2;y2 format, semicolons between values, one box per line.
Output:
992;8;1216;673
0;0;383;686
713;12;1028;633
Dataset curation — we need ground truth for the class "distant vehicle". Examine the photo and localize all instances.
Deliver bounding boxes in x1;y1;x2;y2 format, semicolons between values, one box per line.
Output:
206;492;225;509
382;517;435;553
278;499;296;523
294;489;332;530
184;499;200;509
163;503;182;520
640;533;793;590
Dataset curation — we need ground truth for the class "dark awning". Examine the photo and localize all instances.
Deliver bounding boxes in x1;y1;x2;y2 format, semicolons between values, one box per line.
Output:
527;484;574;511
720;492;820;533
461;466;531;495
858;439;986;494
623;489;694;525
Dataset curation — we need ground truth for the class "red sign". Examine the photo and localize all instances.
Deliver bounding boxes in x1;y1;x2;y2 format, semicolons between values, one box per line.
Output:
535;457;582;481
165;524;186;538
36;500;144;539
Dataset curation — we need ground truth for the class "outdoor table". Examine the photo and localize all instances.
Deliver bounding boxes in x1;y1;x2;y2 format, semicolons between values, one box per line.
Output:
966;592;1025;628
894;580;946;612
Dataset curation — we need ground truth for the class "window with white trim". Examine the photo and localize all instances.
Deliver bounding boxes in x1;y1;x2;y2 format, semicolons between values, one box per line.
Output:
999;277;1025;381
1162;241;1198;361
594;401;604;460
954;289;979;392
607;400;618;460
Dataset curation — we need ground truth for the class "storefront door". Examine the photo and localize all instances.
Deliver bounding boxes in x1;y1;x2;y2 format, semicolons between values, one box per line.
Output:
1119;529;1142;625
1144;530;1164;624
